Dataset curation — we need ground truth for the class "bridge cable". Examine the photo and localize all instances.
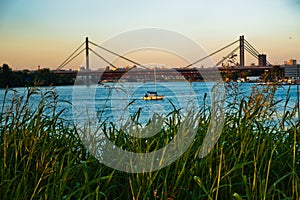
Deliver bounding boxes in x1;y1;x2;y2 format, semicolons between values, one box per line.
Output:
215;46;240;67
88;48;118;69
183;39;239;69
244;45;259;59
244;40;271;65
244;40;260;56
88;41;149;70
56;41;85;71
58;48;85;71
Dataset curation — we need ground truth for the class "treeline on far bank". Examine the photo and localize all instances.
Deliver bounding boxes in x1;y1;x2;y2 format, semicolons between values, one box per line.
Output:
0;64;75;88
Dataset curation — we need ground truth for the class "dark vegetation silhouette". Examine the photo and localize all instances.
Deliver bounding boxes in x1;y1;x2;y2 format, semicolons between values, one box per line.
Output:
0;64;75;88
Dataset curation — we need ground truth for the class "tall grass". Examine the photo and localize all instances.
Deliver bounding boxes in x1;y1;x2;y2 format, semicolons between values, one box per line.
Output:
0;84;299;199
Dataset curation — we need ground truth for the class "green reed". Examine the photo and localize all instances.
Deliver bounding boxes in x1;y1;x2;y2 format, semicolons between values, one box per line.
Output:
0;84;299;199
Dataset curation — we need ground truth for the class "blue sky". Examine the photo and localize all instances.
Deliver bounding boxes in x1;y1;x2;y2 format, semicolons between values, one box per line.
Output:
0;0;299;69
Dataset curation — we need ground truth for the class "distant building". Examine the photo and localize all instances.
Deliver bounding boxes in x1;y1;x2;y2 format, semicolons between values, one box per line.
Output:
284;59;297;66
78;66;86;71
282;59;300;78
258;54;267;66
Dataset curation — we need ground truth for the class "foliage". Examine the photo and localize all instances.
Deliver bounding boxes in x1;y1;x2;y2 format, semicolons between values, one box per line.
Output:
0;64;74;88
0;84;299;199
261;65;285;82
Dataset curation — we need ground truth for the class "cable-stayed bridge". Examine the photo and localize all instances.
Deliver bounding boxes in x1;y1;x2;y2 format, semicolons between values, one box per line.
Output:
55;35;272;84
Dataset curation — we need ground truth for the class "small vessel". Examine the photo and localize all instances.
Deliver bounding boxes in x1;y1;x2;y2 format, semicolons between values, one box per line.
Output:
142;67;164;100
142;91;164;100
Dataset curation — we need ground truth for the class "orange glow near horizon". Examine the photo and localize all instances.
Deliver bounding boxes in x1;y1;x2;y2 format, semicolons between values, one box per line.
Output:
1;29;300;71
1;35;300;71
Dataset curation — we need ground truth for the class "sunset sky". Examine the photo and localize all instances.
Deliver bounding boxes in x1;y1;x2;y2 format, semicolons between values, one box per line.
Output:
0;0;299;70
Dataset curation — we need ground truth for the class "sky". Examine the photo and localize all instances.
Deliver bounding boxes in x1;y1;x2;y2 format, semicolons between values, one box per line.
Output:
0;0;299;70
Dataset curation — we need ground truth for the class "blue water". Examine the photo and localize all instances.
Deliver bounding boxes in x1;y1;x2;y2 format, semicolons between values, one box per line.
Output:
0;82;299;126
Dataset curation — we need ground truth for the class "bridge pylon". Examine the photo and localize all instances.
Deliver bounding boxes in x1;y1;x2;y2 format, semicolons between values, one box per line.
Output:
85;37;90;86
239;35;245;67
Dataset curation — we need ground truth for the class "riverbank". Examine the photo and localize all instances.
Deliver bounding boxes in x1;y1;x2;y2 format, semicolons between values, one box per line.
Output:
2;63;299;88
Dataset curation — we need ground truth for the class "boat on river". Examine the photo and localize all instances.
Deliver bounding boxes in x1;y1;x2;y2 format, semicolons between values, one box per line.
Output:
142;91;164;100
142;67;164;100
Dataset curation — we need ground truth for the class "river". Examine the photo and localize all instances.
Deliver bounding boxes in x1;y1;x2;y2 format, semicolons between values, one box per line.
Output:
0;82;299;126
